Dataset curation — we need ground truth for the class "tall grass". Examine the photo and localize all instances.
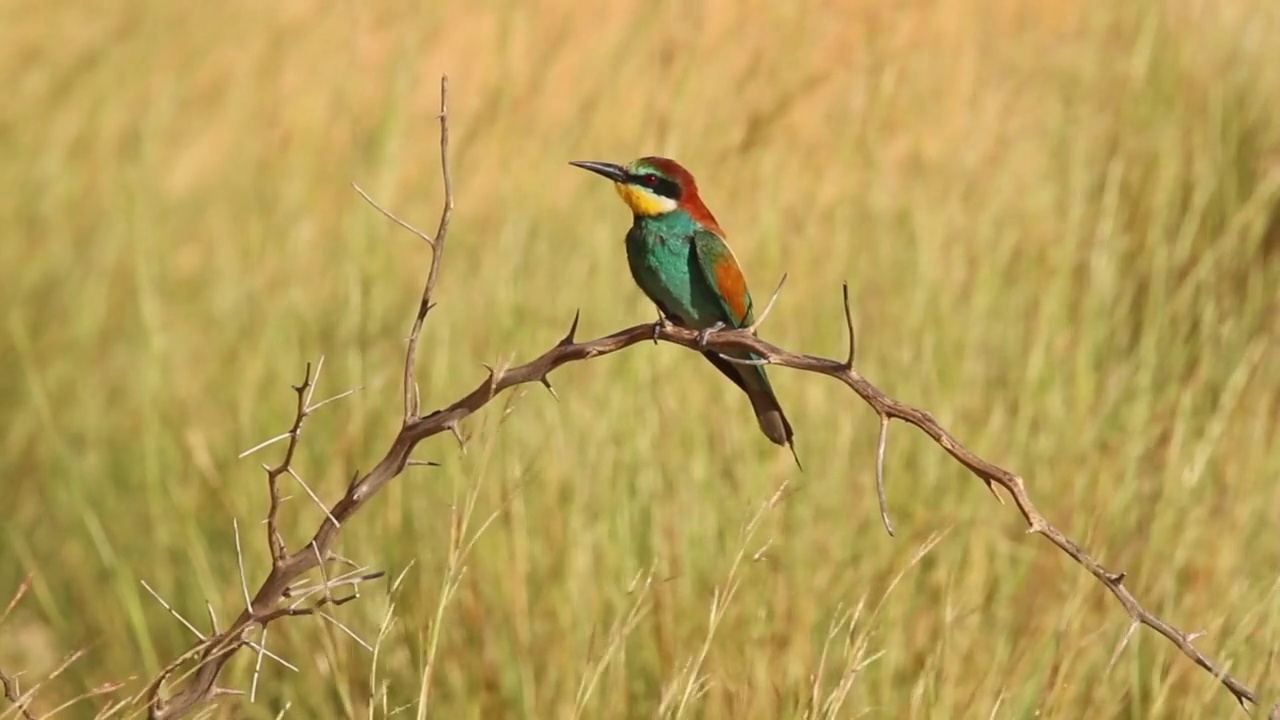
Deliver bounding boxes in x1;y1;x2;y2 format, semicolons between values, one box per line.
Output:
2;0;1278;717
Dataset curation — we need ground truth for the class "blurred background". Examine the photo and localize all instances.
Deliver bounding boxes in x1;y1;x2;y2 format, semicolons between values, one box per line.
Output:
2;0;1278;717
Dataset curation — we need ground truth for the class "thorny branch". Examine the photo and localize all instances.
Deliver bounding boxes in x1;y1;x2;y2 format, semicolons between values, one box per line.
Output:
93;73;1269;719
142;73;457;719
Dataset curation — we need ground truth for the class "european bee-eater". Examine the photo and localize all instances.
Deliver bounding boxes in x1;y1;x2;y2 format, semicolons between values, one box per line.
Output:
570;156;798;464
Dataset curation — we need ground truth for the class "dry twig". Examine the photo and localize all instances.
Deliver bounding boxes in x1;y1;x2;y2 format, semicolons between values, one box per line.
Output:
1;575;37;720
1;669;36;720
129;74;1275;719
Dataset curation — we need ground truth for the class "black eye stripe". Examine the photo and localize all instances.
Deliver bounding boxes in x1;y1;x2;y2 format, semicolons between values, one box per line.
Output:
630;172;682;201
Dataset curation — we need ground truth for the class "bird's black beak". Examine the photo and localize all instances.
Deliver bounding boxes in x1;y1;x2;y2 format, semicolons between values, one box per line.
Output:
569;160;630;183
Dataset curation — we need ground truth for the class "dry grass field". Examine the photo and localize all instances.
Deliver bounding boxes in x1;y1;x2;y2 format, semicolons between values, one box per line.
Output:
2;0;1279;717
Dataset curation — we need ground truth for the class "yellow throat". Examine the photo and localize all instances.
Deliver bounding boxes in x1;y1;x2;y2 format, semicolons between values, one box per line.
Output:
613;182;678;216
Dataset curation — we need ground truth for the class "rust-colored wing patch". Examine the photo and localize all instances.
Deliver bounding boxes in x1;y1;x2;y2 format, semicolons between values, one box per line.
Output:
713;256;753;326
693;229;755;327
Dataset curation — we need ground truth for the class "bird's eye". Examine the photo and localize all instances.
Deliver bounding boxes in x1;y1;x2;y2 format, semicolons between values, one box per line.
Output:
642;174;659;188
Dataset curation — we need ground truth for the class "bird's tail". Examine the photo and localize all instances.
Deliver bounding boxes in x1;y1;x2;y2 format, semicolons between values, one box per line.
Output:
700;351;801;468
740;364;801;469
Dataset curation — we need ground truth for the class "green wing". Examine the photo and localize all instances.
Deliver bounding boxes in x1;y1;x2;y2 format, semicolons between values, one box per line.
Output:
691;229;756;328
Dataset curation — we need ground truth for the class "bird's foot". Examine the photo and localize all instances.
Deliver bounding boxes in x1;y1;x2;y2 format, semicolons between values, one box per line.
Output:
652;314;671;344
696;322;728;350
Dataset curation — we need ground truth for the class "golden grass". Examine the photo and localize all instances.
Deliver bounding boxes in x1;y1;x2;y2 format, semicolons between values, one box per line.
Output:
2;0;1279;717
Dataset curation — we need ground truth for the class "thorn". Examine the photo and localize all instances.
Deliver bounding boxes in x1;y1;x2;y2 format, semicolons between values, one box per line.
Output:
747;273;788;333
304;355;325;409
1106;571;1127;585
310;542;331;604
351;182;436;247
293;361;313;393
318;611;374;652
482;362;504;396
540;376;559;401
875;413;895;537
140;580;206;640
211;686;246;699
695;321;727;350
325;551;361;569
1187;629;1207;642
560;310;581;346
250;625;270;702
1105;621;1141;674
239;432;291;459
449;423;467;453
985;479;1005;504
841;282;856;369
407;459;441;468
307;386;363;413
232;519;254;612
206;600;220;634
286;467;340;530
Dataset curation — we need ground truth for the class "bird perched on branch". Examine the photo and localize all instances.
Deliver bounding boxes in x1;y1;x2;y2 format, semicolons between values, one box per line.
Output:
569;156;799;466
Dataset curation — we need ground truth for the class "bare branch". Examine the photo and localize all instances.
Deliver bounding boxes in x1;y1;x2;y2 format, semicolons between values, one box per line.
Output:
137;74;1273;719
144;74;457;720
1;668;36;720
397;74;454;423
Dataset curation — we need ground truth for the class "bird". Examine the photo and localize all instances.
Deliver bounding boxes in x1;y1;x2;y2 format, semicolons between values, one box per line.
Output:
569;156;799;466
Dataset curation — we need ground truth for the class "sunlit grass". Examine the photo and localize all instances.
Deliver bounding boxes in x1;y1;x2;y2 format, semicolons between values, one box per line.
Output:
2;0;1278;717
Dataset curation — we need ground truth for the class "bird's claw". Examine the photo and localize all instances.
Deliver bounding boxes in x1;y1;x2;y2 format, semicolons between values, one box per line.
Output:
652;317;665;344
696;322;727;350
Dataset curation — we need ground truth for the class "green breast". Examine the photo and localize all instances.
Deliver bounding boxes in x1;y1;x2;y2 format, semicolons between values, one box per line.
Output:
624;216;722;328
